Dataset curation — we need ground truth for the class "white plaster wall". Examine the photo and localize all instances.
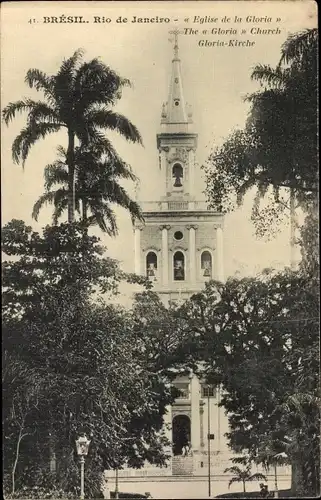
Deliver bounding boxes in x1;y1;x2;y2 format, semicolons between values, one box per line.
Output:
104;475;291;499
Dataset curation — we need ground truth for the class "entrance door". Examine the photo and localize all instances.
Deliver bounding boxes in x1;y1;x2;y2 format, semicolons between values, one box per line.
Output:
172;414;191;456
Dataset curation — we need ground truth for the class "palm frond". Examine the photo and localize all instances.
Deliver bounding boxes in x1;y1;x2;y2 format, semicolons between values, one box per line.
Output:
24;69;55;103
231;456;249;466
101;157;137;182
280;28;318;65
52;190;69;224
33;188;68;224
74;121;95;146
102;181;135;205
12;123;61;165
228;477;242;489
111;190;143;222
85;108;143;145
98;205;118;236
43;162;68;190
52;196;69;225
57;48;85;79
73;141;113;166
248;472;267;482
2;99;54;125
87;201;118;236
73;149;138;191
251;64;290;88
26;101;61;125
224;466;243;475
82;132;118;157
84;175;143;222
74;59;131;111
32;192;57;221
245;87;284;104
77;135;138;186
54;48;84;105
128;201;144;223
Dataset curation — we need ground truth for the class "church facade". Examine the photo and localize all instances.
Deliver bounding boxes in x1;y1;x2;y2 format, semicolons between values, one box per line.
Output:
104;35;291;495
132;33;231;476
133;34;224;303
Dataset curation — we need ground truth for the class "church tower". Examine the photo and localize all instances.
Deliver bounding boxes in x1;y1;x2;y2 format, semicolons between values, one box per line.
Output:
134;30;224;305
132;32;230;474
106;33;289;492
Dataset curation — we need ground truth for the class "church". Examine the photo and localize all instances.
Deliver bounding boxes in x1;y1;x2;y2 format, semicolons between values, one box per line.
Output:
104;30;291;499
132;31;231;477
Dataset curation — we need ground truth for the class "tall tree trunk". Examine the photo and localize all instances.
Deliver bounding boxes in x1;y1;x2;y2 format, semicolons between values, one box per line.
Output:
291;457;304;496
274;464;278;496
67;130;75;224
81;200;89;242
243;480;246;493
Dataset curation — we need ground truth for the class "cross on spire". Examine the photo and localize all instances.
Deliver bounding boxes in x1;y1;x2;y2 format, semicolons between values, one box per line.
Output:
169;28;181;60
161;28;191;128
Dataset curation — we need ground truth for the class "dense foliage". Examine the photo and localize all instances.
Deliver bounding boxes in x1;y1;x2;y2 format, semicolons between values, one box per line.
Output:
203;29;318;239
2;221;191;498
181;265;319;495
2;49;142;226
199;31;319;495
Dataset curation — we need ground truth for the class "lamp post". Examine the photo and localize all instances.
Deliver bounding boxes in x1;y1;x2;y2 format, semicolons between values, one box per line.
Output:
115;468;119;499
76;435;91;500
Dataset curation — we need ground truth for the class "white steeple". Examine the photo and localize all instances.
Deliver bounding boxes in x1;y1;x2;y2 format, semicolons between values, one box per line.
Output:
161;29;193;133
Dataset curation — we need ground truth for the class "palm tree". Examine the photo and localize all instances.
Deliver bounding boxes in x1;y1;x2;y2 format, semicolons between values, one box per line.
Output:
224;463;267;494
2;49;142;223
32;144;144;235
279;28;318;66
255;444;289;497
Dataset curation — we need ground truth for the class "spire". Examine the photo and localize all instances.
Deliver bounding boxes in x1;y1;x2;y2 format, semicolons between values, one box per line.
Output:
171;28;180;61
161;29;192;130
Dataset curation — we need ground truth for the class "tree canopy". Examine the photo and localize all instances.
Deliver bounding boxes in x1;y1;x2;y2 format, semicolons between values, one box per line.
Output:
2;49;142;225
2;221;189;498
203;29;318;240
181;267;319;496
32;143;144;235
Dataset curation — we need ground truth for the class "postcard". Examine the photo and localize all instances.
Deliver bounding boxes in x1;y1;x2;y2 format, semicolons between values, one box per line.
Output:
2;2;318;499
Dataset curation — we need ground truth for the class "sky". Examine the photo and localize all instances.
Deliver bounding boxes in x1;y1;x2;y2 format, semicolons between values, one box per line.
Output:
1;1;317;299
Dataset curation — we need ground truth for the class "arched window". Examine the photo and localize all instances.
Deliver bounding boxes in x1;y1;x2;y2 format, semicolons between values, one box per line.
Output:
173;251;185;281
172;163;183;188
146;251;157;281
201;251;212;278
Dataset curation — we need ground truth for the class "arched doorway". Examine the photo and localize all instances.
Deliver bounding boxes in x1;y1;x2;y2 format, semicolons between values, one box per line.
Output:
172;414;191;456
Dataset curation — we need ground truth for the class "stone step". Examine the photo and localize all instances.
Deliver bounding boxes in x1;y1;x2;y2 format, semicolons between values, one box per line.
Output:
172;456;194;476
